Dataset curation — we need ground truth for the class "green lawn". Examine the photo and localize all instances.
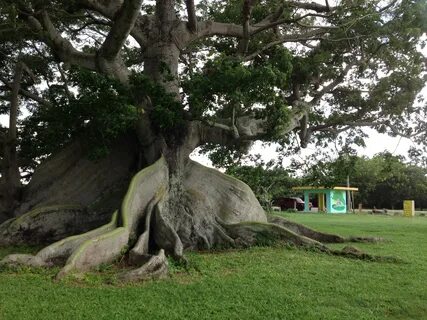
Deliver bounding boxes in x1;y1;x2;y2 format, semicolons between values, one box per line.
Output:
1;213;426;320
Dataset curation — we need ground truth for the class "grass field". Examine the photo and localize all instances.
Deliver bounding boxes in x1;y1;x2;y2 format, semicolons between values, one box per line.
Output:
0;213;426;320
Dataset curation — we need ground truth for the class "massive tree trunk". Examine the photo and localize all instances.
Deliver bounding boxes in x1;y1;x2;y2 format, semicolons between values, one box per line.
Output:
0;129;389;281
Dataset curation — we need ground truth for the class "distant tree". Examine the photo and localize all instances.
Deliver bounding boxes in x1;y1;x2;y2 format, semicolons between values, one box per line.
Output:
302;152;427;209
404;165;427;209
227;162;298;210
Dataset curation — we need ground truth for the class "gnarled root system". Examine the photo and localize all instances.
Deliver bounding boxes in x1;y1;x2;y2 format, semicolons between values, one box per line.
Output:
0;158;396;281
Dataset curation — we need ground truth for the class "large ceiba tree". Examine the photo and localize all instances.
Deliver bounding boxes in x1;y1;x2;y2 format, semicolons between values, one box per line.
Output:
0;0;425;280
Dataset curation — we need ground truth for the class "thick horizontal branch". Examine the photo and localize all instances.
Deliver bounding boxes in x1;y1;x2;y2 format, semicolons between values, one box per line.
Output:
197;116;265;146
286;1;335;12
196;15;334;42
193;8;334;45
196;108;308;146
196;21;245;39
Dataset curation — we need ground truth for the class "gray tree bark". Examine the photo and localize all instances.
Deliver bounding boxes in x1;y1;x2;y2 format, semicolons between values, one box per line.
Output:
0;61;25;221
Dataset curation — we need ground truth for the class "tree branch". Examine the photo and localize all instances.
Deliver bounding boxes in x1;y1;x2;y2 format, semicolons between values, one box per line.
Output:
194;5;333;44
77;0;149;48
27;12;97;71
99;0;144;60
255;4;286;27
196;11;334;42
196;21;245;39
243;29;327;61
185;0;197;33
252;12;333;36
240;0;256;55
310;61;357;105
57;63;72;100
78;0;124;16
196;108;308;147
8;63;24;143
286;1;335;13
0;76;51;107
378;0;398;13
2;60;25;190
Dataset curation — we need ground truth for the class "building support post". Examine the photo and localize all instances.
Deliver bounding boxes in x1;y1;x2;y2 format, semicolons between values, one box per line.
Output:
304;191;310;212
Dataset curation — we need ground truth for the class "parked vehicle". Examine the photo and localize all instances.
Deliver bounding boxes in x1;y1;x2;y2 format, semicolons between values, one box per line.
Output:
273;197;305;211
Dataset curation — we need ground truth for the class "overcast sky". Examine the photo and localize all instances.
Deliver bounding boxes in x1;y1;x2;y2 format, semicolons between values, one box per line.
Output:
190;130;417;169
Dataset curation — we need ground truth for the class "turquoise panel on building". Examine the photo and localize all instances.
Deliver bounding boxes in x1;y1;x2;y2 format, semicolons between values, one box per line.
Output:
329;190;346;213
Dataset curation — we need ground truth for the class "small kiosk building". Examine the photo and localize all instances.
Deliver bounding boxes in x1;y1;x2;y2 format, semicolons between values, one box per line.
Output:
292;186;359;213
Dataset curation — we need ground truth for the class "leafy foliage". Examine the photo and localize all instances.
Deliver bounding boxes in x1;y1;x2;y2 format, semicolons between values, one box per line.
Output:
20;69;138;164
130;73;186;138
183;50;292;126
227;162;300;209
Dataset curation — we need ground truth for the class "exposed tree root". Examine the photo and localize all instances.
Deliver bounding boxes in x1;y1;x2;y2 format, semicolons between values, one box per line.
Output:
224;222;329;251
267;215;384;244
330;246;401;262
128;198;159;265
0;135;138;224
119;249;168;282
1;157;169;279
0;205;110;246
0;157;398;282
0;211;119;268
223;221;400;263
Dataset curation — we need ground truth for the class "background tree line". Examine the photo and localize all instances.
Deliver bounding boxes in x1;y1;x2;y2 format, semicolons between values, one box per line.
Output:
227;152;427;210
